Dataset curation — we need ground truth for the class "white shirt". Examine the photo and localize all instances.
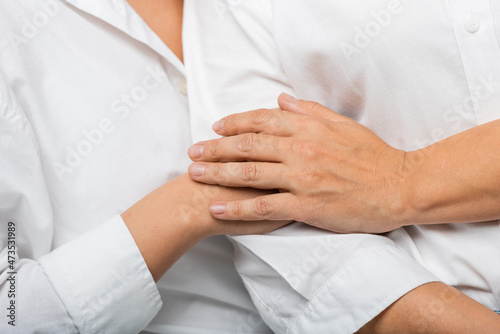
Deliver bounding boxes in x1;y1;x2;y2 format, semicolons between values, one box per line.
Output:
1;0;491;334
185;0;500;329
0;1;269;333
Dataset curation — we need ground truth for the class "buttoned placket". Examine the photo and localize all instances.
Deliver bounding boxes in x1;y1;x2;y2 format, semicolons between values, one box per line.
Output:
446;0;500;125
446;0;500;250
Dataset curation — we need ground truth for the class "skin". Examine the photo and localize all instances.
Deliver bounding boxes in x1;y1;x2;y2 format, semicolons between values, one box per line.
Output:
122;0;288;282
188;94;406;233
358;282;500;334
122;174;286;281
127;0;184;62
188;93;500;330
126;0;500;332
188;93;500;232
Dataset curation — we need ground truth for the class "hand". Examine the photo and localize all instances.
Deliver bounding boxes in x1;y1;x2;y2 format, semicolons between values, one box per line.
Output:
124;174;288;239
122;174;289;281
187;94;408;233
163;174;290;237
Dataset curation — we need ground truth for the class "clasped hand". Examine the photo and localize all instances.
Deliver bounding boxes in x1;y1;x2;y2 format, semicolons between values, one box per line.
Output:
188;94;409;233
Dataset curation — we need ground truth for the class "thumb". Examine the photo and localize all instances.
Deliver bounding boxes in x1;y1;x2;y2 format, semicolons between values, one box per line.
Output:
278;93;348;122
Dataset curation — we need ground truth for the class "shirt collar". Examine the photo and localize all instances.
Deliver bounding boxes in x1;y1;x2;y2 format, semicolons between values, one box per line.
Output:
62;0;185;75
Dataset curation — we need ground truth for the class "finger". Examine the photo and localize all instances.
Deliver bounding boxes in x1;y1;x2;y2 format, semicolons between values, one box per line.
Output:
278;93;349;123
188;162;292;190
212;108;298;137
209;192;299;221
188;133;289;162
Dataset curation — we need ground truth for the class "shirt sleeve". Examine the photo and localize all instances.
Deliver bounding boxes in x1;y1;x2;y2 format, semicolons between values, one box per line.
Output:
229;223;440;334
0;81;162;334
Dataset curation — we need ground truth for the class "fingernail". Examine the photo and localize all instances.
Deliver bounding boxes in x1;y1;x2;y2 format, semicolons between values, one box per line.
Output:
281;92;299;104
188;143;204;158
212;119;225;132
210;203;226;215
188;163;206;177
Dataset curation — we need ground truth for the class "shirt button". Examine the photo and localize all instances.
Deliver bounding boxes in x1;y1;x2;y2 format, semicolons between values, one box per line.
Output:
178;78;188;96
464;14;481;33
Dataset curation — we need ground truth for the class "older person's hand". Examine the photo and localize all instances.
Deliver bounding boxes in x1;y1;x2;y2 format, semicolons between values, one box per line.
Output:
187;93;408;233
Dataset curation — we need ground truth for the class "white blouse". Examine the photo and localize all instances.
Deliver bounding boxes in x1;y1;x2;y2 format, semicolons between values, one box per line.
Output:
0;0;269;333
1;0;498;333
186;0;500;332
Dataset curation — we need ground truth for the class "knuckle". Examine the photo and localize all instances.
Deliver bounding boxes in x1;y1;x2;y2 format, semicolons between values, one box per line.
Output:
253;108;274;126
207;140;220;158
303;101;323;114
253;108;291;134
241;163;259;182
237;133;258;155
223;164;239;182
268;109;289;132
210;164;222;180
231;201;242;218
310;101;324;112
254;197;273;217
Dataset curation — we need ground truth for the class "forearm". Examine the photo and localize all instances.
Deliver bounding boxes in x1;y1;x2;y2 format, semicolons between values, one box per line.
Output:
122;175;210;282
122;211;203;282
229;225;440;334
401;119;500;226
358;282;500;334
122;174;287;281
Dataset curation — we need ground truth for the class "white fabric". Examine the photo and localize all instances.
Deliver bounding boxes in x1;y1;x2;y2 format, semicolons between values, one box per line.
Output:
2;0;494;334
0;1;266;333
185;0;500;332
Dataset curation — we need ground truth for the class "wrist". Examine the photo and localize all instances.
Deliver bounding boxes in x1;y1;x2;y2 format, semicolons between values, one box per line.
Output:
385;148;416;229
121;180;209;281
394;148;424;227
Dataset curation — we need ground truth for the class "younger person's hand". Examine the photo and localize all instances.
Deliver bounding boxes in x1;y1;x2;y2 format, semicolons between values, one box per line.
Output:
122;173;289;281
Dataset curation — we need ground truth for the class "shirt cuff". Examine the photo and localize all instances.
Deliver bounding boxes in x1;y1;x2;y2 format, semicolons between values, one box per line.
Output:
39;215;162;334
288;245;438;333
231;224;439;334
